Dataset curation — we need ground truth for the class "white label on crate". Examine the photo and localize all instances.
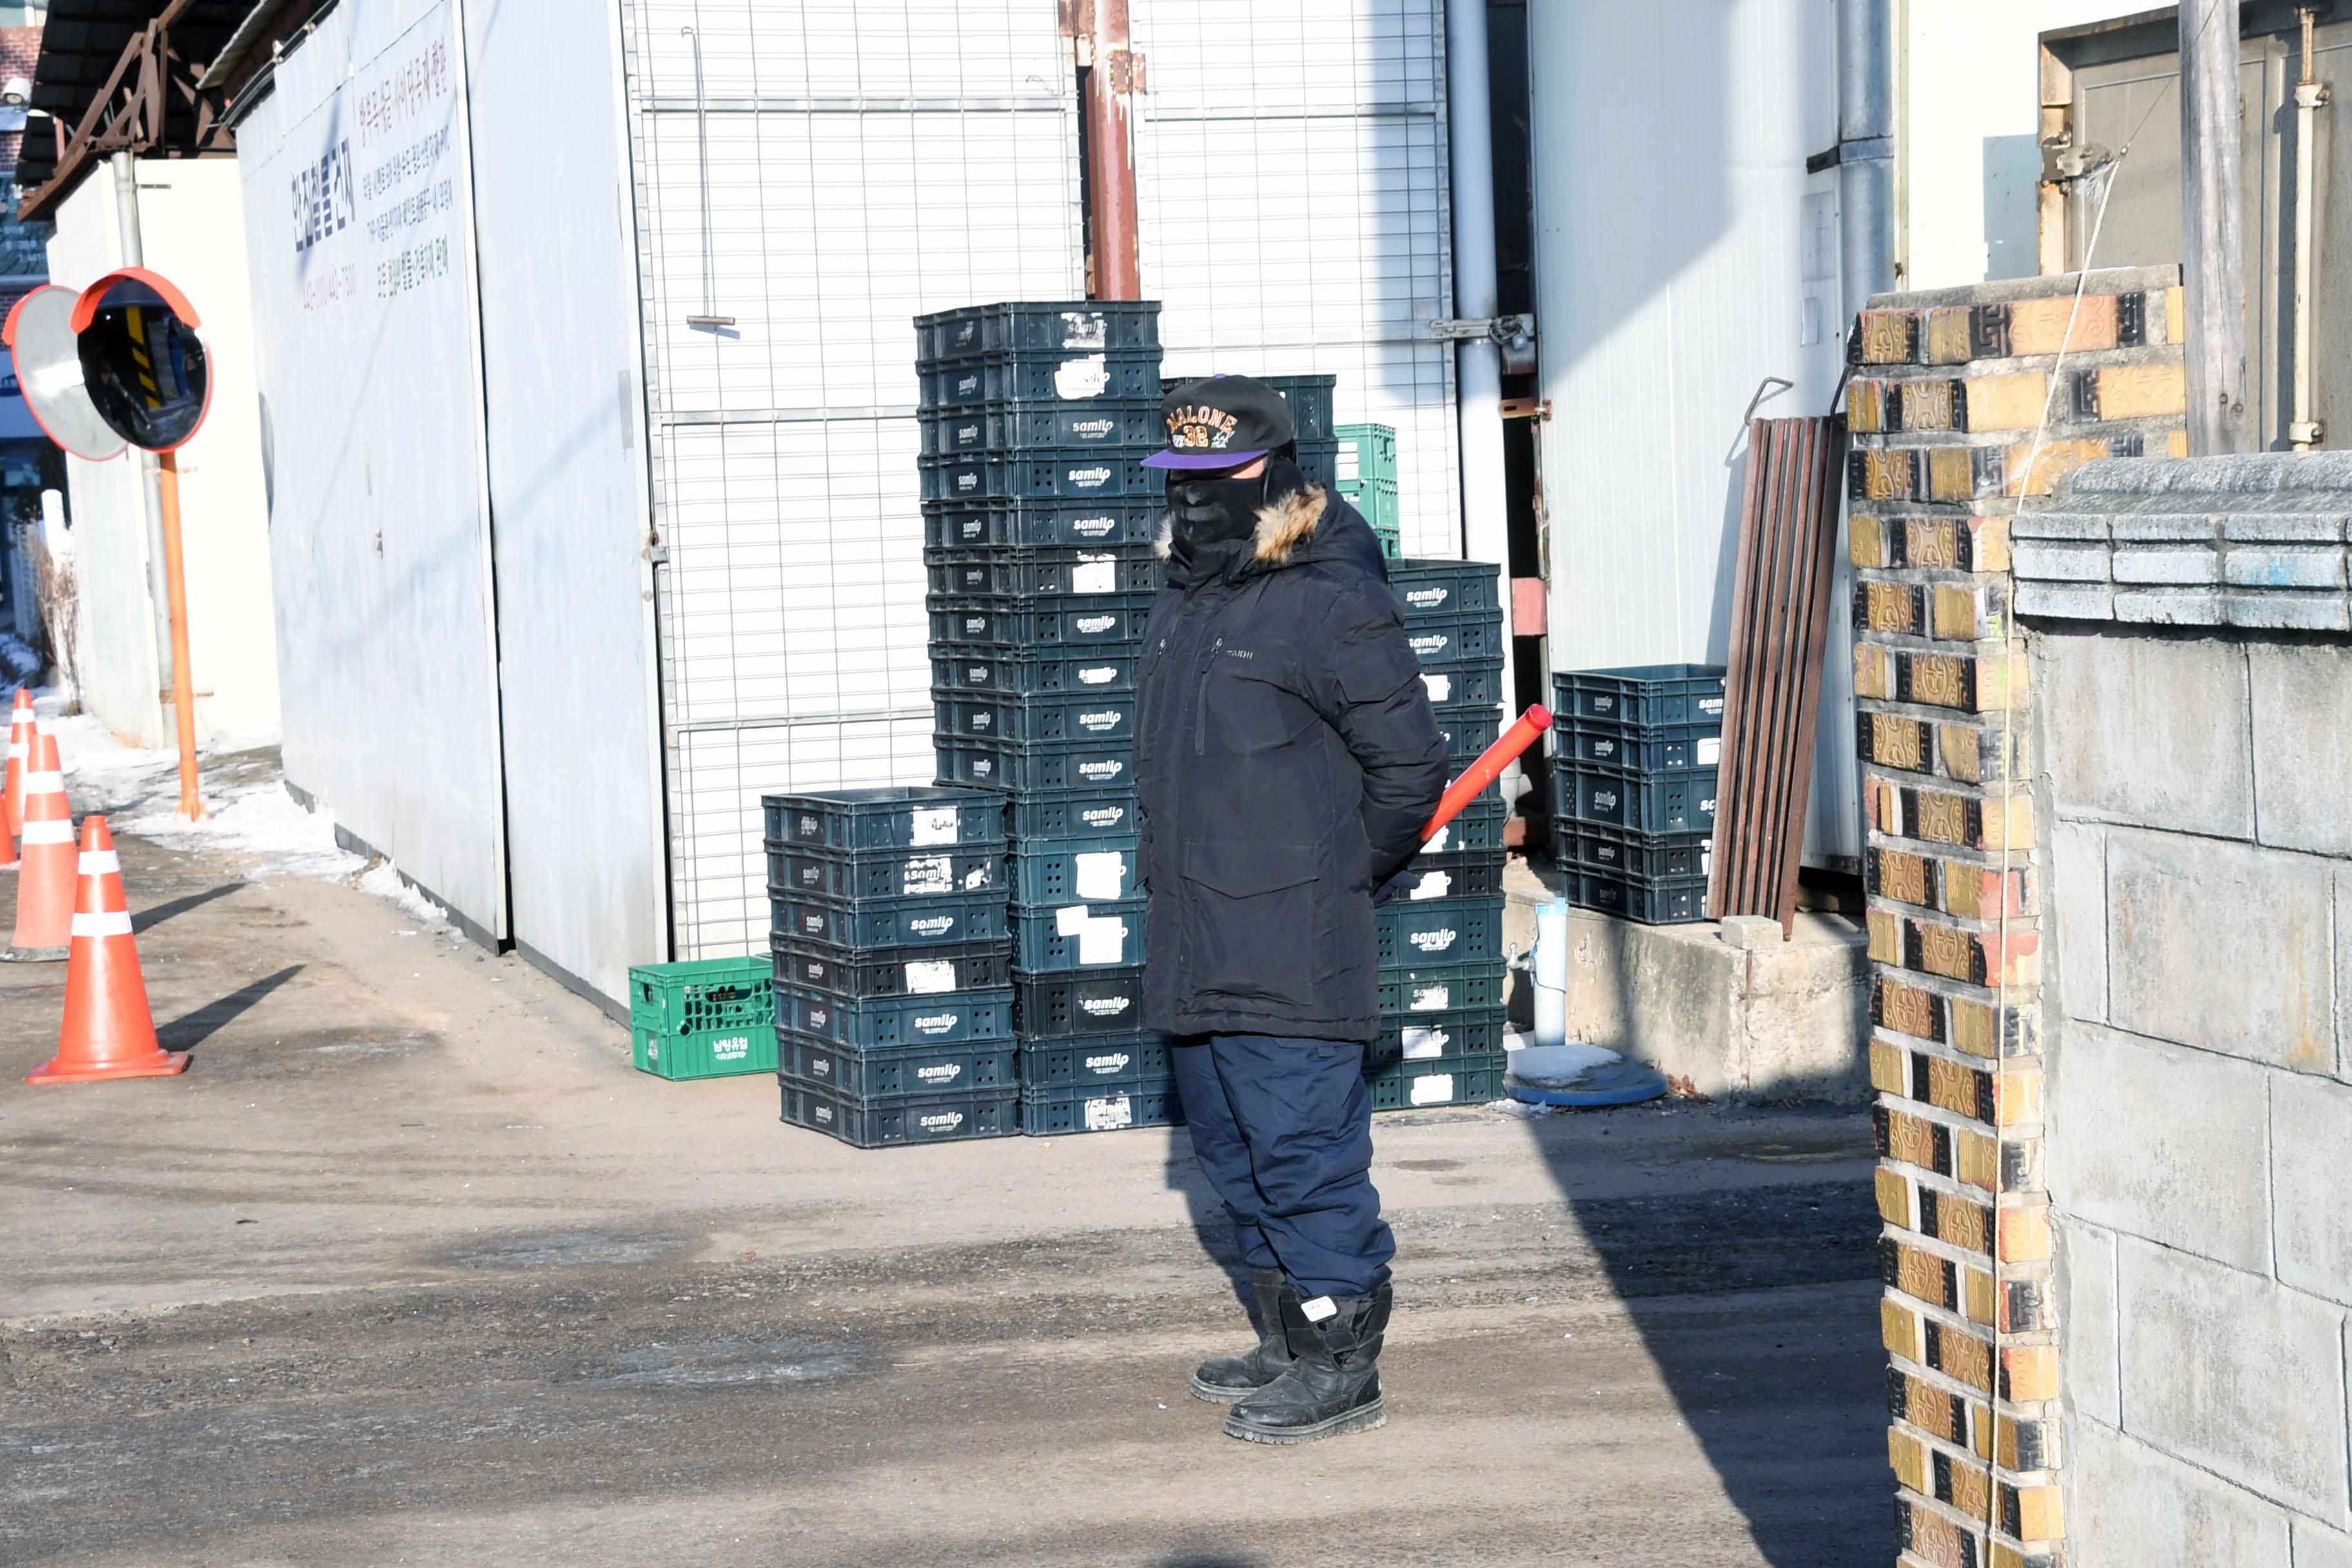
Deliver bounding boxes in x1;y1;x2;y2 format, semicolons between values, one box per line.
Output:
911;807;959;847
963;864;994;890
1067;466;1113;492
1056;905;1092;936
905;960;957;995
919;1111;966;1133
914;1012;959;1036
1079;759;1126;783
1702;842;1712;876
1409;983;1451;1012
917;1063;964;1085
1422;674;1451;703
1700;695;1725;718
1592;737;1618;761
1073;514;1118;539
1070;416;1117;440
712;1035;750;1061
1081;995;1132;1019
1072;558;1117;594
1405;587;1449;610
809;1054;828;1076
1402;1025;1450;1061
1055;353;1110;399
1411;871;1451;901
971;756;995;778
808;1005;832;1030
909;914;957;938
1074;852;1127;901
902;856;954;895
1425;825;1451;854
1410;1073;1456;1106
815;1103;835;1124
1084;1051;1133;1074
1081;805;1129;830
1410;633;1449;658
1075;614;1117;635
1698;736;1723;766
1079;917;1128;966
1060;311;1108;349
1410;928;1458;954
1079;709;1123;733
1077;664;1118;685
1085;1094;1135;1132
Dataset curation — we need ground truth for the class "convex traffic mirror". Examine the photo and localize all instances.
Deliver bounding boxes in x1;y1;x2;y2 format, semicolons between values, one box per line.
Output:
70;269;210;452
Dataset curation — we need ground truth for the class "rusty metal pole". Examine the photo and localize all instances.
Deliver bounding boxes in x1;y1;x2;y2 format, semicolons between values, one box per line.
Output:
1084;0;1141;300
156;450;204;823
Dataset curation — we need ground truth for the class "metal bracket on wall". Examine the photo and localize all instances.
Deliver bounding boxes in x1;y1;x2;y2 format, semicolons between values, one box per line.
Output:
1430;313;1535;349
1500;398;1551;420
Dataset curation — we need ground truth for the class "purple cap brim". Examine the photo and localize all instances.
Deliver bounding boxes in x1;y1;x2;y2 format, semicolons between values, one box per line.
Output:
1142;448;1271;471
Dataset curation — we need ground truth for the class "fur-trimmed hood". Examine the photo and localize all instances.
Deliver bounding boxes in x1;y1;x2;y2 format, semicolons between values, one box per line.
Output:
1156;482;1331;566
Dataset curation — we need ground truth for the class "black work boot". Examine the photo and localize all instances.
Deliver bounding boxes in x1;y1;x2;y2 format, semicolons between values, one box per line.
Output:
1190;1266;1295;1404
1222;1280;1391;1444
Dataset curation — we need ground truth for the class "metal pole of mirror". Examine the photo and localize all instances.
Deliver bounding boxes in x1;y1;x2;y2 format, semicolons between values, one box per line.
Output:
155;448;202;823
111;151;179;714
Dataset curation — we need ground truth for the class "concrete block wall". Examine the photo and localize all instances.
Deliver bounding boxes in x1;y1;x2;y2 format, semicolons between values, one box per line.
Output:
1847;267;2188;1568
2019;453;2352;1568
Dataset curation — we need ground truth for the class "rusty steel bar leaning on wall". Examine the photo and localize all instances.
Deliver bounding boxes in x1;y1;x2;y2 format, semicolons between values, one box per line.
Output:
1082;0;1142;300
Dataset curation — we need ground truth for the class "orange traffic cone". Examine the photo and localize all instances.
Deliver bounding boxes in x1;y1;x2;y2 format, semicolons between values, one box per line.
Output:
3;727;74;961
28;816;186;1084
4;688;32;838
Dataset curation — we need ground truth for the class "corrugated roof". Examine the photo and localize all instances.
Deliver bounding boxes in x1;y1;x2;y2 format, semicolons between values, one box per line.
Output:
29;2;248;124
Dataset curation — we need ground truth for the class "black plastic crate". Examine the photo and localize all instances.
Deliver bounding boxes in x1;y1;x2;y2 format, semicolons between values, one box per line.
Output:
916;300;1162;362
1416;793;1507;856
1378;897;1505;970
1010;839;1141;905
1008;791;1142;841
1566;868;1711;925
924;498;1162;551
779;1077;1020;1147
1417;662;1505;709
1367;1053;1505;1112
772;983;1015;1048
763;785;1007;853
1369;1004;1507;1070
770;936;1015;1001
1021;1077;1184;1135
1550;762;1719;834
1403;613;1504;670
1389;559;1504;620
919;449;1155;505
1552;664;1728;727
926;545;1162;601
927;596;1152;649
1378;961;1507;1016
770;889;1008;952
1562;717;1723;773
933;691;1135;747
1395;848;1507;901
1014;967;1148;1037
923;348;1163;409
765;842;1004;903
778;1032;1021;1099
1433;703;1503;761
1262;374;1337;441
1014;897;1146;972
1297;437;1339;493
1018;1030;1171;1086
919;400;1160;456
929;646;1140;697
1556;822;1713;882
936;737;1135;796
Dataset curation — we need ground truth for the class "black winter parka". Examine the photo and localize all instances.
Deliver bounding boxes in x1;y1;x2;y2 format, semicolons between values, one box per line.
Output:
1135;484;1449;1043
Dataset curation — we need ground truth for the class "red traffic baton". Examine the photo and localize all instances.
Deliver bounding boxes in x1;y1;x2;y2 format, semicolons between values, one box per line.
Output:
1422;704;1553;841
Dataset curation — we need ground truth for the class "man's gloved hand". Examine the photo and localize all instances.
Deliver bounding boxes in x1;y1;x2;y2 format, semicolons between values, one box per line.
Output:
1373;868;1422;907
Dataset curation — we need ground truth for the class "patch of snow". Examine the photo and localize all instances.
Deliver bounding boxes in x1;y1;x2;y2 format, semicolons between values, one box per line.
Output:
358;860;449;929
121;777;362;881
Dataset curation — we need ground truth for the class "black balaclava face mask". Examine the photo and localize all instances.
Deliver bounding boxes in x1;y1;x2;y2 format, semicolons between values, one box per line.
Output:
1169;455;1308;553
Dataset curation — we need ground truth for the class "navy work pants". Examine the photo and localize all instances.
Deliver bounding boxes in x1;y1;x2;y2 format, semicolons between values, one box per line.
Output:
1170;1033;1395;1300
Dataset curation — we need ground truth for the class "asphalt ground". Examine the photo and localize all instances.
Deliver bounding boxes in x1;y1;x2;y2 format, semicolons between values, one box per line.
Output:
0;760;1890;1566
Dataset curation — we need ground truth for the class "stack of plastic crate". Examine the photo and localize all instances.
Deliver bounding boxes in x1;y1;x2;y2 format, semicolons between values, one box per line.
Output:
1547;665;1727;924
766;786;1020;1148
1335;423;1400;558
1374;559;1512;1110
917;301;1171;1137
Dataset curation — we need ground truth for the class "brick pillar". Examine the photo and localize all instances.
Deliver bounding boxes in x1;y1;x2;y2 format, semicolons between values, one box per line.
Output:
1844;269;2186;1568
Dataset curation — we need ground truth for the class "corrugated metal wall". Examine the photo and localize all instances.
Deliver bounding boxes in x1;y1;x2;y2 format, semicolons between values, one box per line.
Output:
1131;0;1462;555
1526;0;1859;867
615;1;1084;958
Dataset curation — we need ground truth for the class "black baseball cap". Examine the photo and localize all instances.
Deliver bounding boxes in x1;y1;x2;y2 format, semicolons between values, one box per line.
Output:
1144;374;1296;471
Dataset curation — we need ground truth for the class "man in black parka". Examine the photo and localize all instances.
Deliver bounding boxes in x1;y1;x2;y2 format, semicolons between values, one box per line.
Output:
1135;375;1449;1445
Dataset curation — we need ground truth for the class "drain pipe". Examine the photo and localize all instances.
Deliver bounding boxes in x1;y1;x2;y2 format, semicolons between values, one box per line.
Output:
2291;7;2329;450
1836;0;1897;306
1444;0;1516;773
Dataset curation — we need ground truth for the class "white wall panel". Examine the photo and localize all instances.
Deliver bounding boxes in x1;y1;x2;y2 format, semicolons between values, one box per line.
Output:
1132;0;1460;556
618;0;1081;958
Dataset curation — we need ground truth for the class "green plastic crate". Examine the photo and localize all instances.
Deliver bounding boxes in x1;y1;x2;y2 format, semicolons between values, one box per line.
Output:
1337;422;1400;551
629;956;777;1080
